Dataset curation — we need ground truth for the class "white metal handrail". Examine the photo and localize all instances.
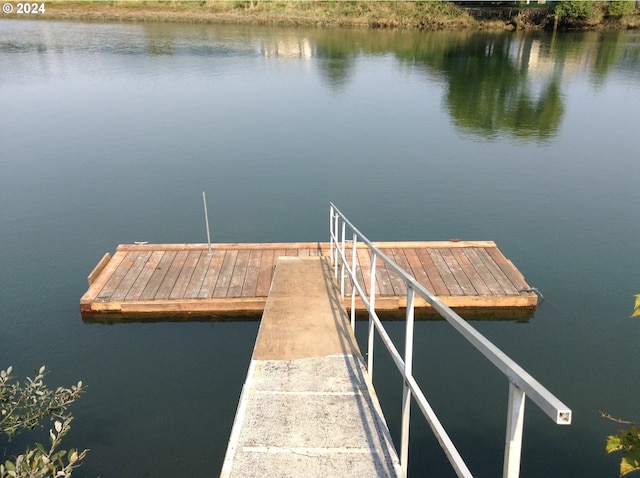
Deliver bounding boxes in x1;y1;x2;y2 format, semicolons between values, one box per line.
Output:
328;203;571;478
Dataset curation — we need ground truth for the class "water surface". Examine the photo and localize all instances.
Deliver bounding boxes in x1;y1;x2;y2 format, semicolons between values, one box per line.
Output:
1;20;639;477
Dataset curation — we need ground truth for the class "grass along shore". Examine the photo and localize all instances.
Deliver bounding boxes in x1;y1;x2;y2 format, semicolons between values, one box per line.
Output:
5;1;640;30
8;1;495;29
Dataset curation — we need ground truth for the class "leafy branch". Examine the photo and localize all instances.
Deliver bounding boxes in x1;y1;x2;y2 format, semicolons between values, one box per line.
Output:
602;412;640;477
599;296;640;476
0;366;88;478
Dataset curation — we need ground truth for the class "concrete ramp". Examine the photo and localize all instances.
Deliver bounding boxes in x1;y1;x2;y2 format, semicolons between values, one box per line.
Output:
220;256;403;478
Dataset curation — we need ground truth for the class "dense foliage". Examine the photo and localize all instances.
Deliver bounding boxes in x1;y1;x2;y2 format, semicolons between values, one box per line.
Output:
0;366;87;478
39;1;640;30
554;1;639;24
554;0;597;19
604;1;639;17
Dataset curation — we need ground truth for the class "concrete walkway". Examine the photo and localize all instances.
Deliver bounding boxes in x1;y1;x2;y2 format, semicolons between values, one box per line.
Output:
220;256;403;478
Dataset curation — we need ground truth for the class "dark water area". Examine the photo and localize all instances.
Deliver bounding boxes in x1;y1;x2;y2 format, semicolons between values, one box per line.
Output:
1;20;639;477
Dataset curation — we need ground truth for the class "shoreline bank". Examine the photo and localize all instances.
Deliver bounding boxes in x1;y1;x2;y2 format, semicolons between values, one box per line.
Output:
3;2;639;31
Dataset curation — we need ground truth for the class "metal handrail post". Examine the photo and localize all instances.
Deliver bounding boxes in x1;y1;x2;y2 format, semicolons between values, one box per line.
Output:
400;287;416;474
334;213;340;277
340;221;346;297
503;383;526;478
329;205;334;265
350;233;358;331
367;251;377;374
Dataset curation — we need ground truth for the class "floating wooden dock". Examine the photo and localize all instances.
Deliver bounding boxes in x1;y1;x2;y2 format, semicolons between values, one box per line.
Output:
80;241;538;321
220;256;403;478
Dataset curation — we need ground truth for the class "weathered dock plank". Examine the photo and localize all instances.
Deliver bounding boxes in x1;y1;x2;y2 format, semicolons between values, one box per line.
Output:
414;247;449;296
195;250;221;299
87;252;111;286
254;249;275;297
214;250;239;299
485;246;531;291
240;249;262;298
80;241;538;320
109;252;147;300
184;251;210;299
228;249;250;298
381;249;407;296
84;250;127;300
125;251;163;301
428;248;464;295
169;250;201;300
97;251;136;300
404;247;435;292
156;250;189;300
463;247;505;296
139;250;176;301
441;248;477;296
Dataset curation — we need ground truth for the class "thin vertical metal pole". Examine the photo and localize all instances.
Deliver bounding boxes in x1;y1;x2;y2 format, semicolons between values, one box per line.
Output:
340;221;346;297
367;251;377;374
333;214;340;277
329;205;334;265
350;233;358;331
503;382;526;478
401;287;416;475
202;192;212;256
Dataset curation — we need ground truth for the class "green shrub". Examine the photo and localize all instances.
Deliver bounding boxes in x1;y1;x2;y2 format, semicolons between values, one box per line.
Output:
554;0;596;19
1;366;87;478
604;1;636;18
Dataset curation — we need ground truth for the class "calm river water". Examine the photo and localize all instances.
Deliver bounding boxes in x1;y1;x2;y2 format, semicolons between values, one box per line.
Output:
1;19;639;477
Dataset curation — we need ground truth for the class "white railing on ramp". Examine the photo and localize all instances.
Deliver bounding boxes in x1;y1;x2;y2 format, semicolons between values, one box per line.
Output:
329;202;571;478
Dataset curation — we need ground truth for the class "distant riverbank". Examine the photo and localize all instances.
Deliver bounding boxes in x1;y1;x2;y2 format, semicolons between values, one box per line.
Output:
4;1;640;31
